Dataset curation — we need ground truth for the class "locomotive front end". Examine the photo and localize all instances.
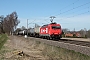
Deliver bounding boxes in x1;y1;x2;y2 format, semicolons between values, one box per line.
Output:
49;23;62;39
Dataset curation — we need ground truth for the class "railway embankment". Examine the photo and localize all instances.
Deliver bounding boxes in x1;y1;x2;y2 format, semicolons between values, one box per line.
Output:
27;37;90;60
34;38;90;56
0;36;90;60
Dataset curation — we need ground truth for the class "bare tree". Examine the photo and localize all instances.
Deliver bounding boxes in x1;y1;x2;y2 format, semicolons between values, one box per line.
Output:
2;12;20;35
21;26;26;30
87;29;90;38
10;12;20;35
62;28;70;34
79;29;87;37
0;15;5;33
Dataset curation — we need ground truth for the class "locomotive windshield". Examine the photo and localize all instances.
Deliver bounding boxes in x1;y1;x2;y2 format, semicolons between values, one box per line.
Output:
52;26;61;29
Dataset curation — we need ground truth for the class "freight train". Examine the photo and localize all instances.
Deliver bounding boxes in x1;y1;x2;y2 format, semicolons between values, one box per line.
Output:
17;22;63;40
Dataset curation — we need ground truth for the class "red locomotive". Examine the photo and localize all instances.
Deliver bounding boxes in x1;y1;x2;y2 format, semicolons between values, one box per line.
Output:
40;22;62;40
17;22;62;40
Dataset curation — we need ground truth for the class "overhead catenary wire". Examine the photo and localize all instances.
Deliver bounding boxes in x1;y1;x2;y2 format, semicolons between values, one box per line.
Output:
44;0;90;22
55;1;90;16
41;0;80;23
67;10;90;18
58;6;90;18
30;1;90;25
53;0;80;16
56;10;90;21
28;19;36;25
52;1;90;21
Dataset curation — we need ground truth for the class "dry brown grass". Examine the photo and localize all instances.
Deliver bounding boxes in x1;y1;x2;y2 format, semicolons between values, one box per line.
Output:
35;41;90;60
0;36;90;60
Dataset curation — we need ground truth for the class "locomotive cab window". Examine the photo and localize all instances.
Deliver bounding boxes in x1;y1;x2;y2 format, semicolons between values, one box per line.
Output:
52;26;61;29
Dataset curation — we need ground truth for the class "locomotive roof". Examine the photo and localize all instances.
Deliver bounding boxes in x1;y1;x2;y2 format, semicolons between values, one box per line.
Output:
41;22;59;27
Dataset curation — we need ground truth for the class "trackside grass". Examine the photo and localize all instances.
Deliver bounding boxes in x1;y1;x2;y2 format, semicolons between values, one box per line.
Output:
0;36;90;60
35;41;90;60
0;34;8;50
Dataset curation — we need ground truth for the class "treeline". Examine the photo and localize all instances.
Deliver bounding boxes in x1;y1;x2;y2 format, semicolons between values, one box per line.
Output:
0;12;20;35
79;29;90;38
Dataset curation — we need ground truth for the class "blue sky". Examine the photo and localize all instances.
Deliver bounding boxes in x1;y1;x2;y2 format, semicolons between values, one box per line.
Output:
0;0;90;31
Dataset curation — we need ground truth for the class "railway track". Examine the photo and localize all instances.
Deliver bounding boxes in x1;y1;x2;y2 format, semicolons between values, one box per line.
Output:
28;37;90;56
17;35;90;55
27;36;90;47
58;39;90;47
